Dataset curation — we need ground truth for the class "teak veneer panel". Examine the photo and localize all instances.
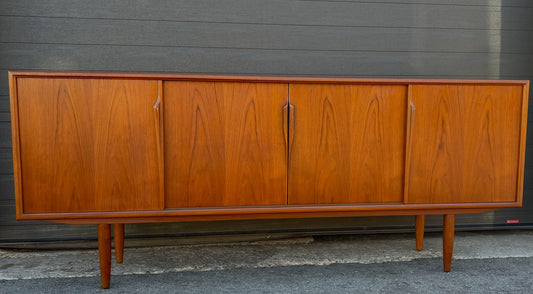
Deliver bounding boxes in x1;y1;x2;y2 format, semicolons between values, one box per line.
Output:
16;78;162;213
163;81;288;207
407;84;524;203
288;84;407;204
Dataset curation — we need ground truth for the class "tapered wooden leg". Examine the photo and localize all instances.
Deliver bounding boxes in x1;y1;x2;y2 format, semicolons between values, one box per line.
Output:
98;224;112;289
114;224;124;264
415;215;425;251
443;214;455;272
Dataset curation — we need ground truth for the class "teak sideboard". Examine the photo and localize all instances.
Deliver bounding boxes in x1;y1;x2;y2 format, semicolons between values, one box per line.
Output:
8;71;529;289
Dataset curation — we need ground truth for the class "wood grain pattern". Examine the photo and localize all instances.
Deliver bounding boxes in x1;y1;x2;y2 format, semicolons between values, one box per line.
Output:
288;84;407;204
16;78;161;213
164;81;287;207
407;85;524;203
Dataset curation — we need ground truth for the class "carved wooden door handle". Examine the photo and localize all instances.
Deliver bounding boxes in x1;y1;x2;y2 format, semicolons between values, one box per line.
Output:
153;80;164;209
153;94;161;155
283;102;295;160
405;99;417;200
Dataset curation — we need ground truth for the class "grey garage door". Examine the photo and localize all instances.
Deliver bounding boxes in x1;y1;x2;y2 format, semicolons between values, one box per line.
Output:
1;0;533;244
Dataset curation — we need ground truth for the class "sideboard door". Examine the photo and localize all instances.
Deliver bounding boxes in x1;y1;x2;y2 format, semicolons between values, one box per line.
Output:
288;84;407;204
406;84;525;204
16;78;162;213
164;81;288;207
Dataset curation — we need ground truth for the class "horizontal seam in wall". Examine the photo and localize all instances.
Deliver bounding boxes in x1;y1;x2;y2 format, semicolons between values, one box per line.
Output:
296;0;533;9
1;42;533;56
0;70;529;79
0;14;532;32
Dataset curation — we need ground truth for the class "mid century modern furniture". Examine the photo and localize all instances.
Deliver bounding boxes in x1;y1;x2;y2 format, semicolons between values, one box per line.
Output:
9;71;529;288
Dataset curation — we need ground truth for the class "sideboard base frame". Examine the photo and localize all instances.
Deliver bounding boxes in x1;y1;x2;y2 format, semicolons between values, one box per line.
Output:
17;203;511;223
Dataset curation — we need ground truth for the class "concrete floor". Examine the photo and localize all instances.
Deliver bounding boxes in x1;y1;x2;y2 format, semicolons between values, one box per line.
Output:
1;230;533;293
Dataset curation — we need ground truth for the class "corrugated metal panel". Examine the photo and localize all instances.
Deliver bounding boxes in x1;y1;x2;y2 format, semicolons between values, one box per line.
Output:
0;0;532;244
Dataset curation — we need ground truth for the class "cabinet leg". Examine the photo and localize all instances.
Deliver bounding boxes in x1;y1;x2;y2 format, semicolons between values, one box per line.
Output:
98;224;112;289
415;215;425;251
443;214;455;272
114;224;124;264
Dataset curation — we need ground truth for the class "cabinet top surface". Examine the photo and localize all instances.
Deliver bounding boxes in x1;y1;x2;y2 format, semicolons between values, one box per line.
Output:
8;70;529;85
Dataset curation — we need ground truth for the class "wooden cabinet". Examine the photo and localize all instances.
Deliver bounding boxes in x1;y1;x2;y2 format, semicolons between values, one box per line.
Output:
9;71;529;289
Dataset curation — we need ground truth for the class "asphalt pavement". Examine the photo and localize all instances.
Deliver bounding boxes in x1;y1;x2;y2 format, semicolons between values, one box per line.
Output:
1;230;533;293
